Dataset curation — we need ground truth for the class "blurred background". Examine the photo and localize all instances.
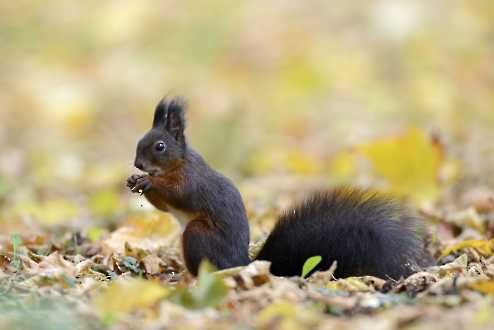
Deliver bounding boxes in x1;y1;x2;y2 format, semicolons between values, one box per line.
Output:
1;0;494;233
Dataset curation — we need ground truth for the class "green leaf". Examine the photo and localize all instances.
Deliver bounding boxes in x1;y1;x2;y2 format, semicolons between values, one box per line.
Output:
10;233;22;250
171;260;228;309
301;255;322;278
10;234;22;269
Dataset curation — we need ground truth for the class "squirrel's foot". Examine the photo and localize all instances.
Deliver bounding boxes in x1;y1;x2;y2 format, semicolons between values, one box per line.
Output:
127;174;152;194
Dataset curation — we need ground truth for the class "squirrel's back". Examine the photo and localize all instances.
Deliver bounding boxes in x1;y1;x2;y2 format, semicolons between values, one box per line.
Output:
256;188;434;279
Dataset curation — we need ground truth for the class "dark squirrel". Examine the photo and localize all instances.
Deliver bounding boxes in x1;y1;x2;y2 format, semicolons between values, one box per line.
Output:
127;97;434;279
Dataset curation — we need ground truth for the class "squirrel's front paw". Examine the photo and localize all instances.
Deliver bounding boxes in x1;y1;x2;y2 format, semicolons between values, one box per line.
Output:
127;174;144;188
127;174;152;193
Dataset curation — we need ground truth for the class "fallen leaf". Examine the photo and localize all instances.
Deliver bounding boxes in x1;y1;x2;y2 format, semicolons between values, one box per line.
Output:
440;240;494;259
142;255;163;275
301;255;322;278
359;128;444;205
463;188;494;214
101;213;179;255
223;260;270;289
470;280;494;295
326;277;376;292
35;251;77;277
429;254;469;276
257;300;297;325
447;208;486;234
93;278;169;321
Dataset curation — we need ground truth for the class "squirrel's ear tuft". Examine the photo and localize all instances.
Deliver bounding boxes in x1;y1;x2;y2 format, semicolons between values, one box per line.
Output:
152;98;168;128
165;97;186;144
153;96;187;143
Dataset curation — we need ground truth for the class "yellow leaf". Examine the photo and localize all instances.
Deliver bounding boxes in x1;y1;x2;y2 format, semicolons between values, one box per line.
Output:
440;239;494;259
93;278;168;320
328;150;357;182
326;277;374;292
257;300;297;325
471;280;494;295
358;128;443;205
257;300;317;330
285;150;321;175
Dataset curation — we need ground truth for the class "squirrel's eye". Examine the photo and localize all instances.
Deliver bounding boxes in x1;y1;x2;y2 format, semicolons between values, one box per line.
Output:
154;141;166;152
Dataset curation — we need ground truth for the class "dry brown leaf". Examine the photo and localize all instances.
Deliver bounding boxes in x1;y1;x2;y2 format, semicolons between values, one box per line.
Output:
34;251;77;277
142;254;163;275
101;213;180;255
429;254;469;276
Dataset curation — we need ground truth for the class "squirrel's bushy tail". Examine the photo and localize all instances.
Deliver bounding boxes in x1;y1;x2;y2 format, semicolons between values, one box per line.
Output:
255;188;434;279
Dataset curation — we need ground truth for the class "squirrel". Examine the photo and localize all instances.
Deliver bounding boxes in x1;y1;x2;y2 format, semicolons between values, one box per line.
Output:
127;97;434;279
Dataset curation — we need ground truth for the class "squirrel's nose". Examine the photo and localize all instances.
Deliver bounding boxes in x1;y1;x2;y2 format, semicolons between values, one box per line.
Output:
134;160;144;170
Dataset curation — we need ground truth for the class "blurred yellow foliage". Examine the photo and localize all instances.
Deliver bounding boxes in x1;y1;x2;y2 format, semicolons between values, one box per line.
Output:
285;150;322;175
63;109;95;137
326;277;374;292
89;190;121;218
257;299;318;330
124;213;178;237
328;150;358;183
93;278;169;321
15;200;79;226
359;128;443;204
330;128;450;205
440;239;494;259
86;226;107;242
248;148;322;176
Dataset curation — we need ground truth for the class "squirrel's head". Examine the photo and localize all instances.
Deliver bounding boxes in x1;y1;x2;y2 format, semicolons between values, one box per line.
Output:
133;97;187;176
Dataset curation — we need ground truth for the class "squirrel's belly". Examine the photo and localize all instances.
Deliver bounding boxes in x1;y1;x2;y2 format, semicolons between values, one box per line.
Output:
167;205;194;229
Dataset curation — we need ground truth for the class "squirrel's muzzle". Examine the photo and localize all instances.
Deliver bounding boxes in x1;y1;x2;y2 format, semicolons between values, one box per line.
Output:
134;159;145;171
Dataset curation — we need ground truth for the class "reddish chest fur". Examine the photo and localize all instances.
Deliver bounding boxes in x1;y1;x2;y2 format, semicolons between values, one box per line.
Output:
144;167;207;228
144;168;184;209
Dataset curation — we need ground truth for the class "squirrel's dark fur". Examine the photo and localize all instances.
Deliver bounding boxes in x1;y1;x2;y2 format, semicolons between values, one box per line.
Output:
256;189;433;278
128;97;434;278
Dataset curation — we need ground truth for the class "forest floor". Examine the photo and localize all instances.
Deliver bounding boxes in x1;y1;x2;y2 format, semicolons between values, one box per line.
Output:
1;173;494;330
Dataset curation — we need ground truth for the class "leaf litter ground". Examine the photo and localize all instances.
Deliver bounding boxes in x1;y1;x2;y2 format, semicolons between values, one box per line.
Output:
1;179;494;330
